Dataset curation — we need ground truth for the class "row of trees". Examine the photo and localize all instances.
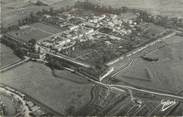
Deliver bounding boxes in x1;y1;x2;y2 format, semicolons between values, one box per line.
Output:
1;12;40;33
74;1;183;29
1;38;26;59
1;5;72;33
74;1;130;15
136;10;183;29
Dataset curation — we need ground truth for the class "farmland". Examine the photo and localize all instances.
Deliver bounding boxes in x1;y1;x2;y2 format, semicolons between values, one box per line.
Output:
87;0;183;18
6;23;63;42
1;0;183;116
1;0;48;27
0;61;92;114
0;43;21;68
1;0;75;27
113;35;183;95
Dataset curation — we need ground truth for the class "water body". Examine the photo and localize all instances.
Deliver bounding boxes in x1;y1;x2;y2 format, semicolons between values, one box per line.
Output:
88;0;183;18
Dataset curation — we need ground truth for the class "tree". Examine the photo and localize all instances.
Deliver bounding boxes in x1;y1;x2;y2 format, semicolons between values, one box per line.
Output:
49;7;54;14
120;7;128;13
28;38;36;52
18;20;22;26
28;38;36;46
14;48;25;59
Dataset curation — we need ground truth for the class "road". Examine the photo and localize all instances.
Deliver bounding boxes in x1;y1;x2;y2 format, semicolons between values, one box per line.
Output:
106;31;176;66
75;68;183;102
46;30;182;114
111;58;134;77
110;84;183;101
103;31;183;100
0;57;30;73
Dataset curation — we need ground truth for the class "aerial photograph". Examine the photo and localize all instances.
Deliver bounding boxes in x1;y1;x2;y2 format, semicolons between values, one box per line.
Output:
0;0;183;116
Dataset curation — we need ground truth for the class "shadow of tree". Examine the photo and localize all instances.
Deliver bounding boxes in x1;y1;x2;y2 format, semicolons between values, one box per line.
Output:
51;69;90;84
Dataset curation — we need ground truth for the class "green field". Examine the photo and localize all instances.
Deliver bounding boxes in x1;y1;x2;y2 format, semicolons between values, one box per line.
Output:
0;61;92;114
0;43;21;68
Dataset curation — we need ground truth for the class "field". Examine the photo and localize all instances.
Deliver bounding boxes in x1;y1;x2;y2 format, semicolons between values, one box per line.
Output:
1;0;48;27
113;35;183;94
48;0;76;9
88;0;183;18
0;61;92;114
7;23;62;42
1;0;75;27
2;0;183;28
0;43;21;68
31;23;63;34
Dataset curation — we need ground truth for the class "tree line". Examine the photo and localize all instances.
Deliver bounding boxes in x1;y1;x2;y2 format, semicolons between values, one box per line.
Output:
74;1;183;29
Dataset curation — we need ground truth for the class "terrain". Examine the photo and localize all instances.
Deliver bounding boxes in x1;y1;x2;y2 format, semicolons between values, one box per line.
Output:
111;35;183;94
0;0;183;116
1;0;75;27
0;43;21;68
88;0;183;18
0;61;92;114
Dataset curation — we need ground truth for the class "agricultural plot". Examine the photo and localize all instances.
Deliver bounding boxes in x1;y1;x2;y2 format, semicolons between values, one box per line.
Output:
7;23;62;43
87;0;183;17
48;0;76;10
113;35;183;94
0;61;92;114
1;0;49;27
31;23;63;34
0;43;21;68
1;0;75;27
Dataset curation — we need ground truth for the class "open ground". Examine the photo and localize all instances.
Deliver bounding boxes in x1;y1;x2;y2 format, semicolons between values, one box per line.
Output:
0;61;93;114
88;0;183;18
1;0;75;27
112;35;183;95
0;43;21;68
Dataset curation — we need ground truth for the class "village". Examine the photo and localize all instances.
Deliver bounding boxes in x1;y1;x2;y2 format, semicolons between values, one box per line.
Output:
1;2;172;79
1;0;183;116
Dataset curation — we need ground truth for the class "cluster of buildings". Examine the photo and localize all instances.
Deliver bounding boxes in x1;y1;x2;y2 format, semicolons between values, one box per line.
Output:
1;6;171;81
2;8;151;79
36;11;139;57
